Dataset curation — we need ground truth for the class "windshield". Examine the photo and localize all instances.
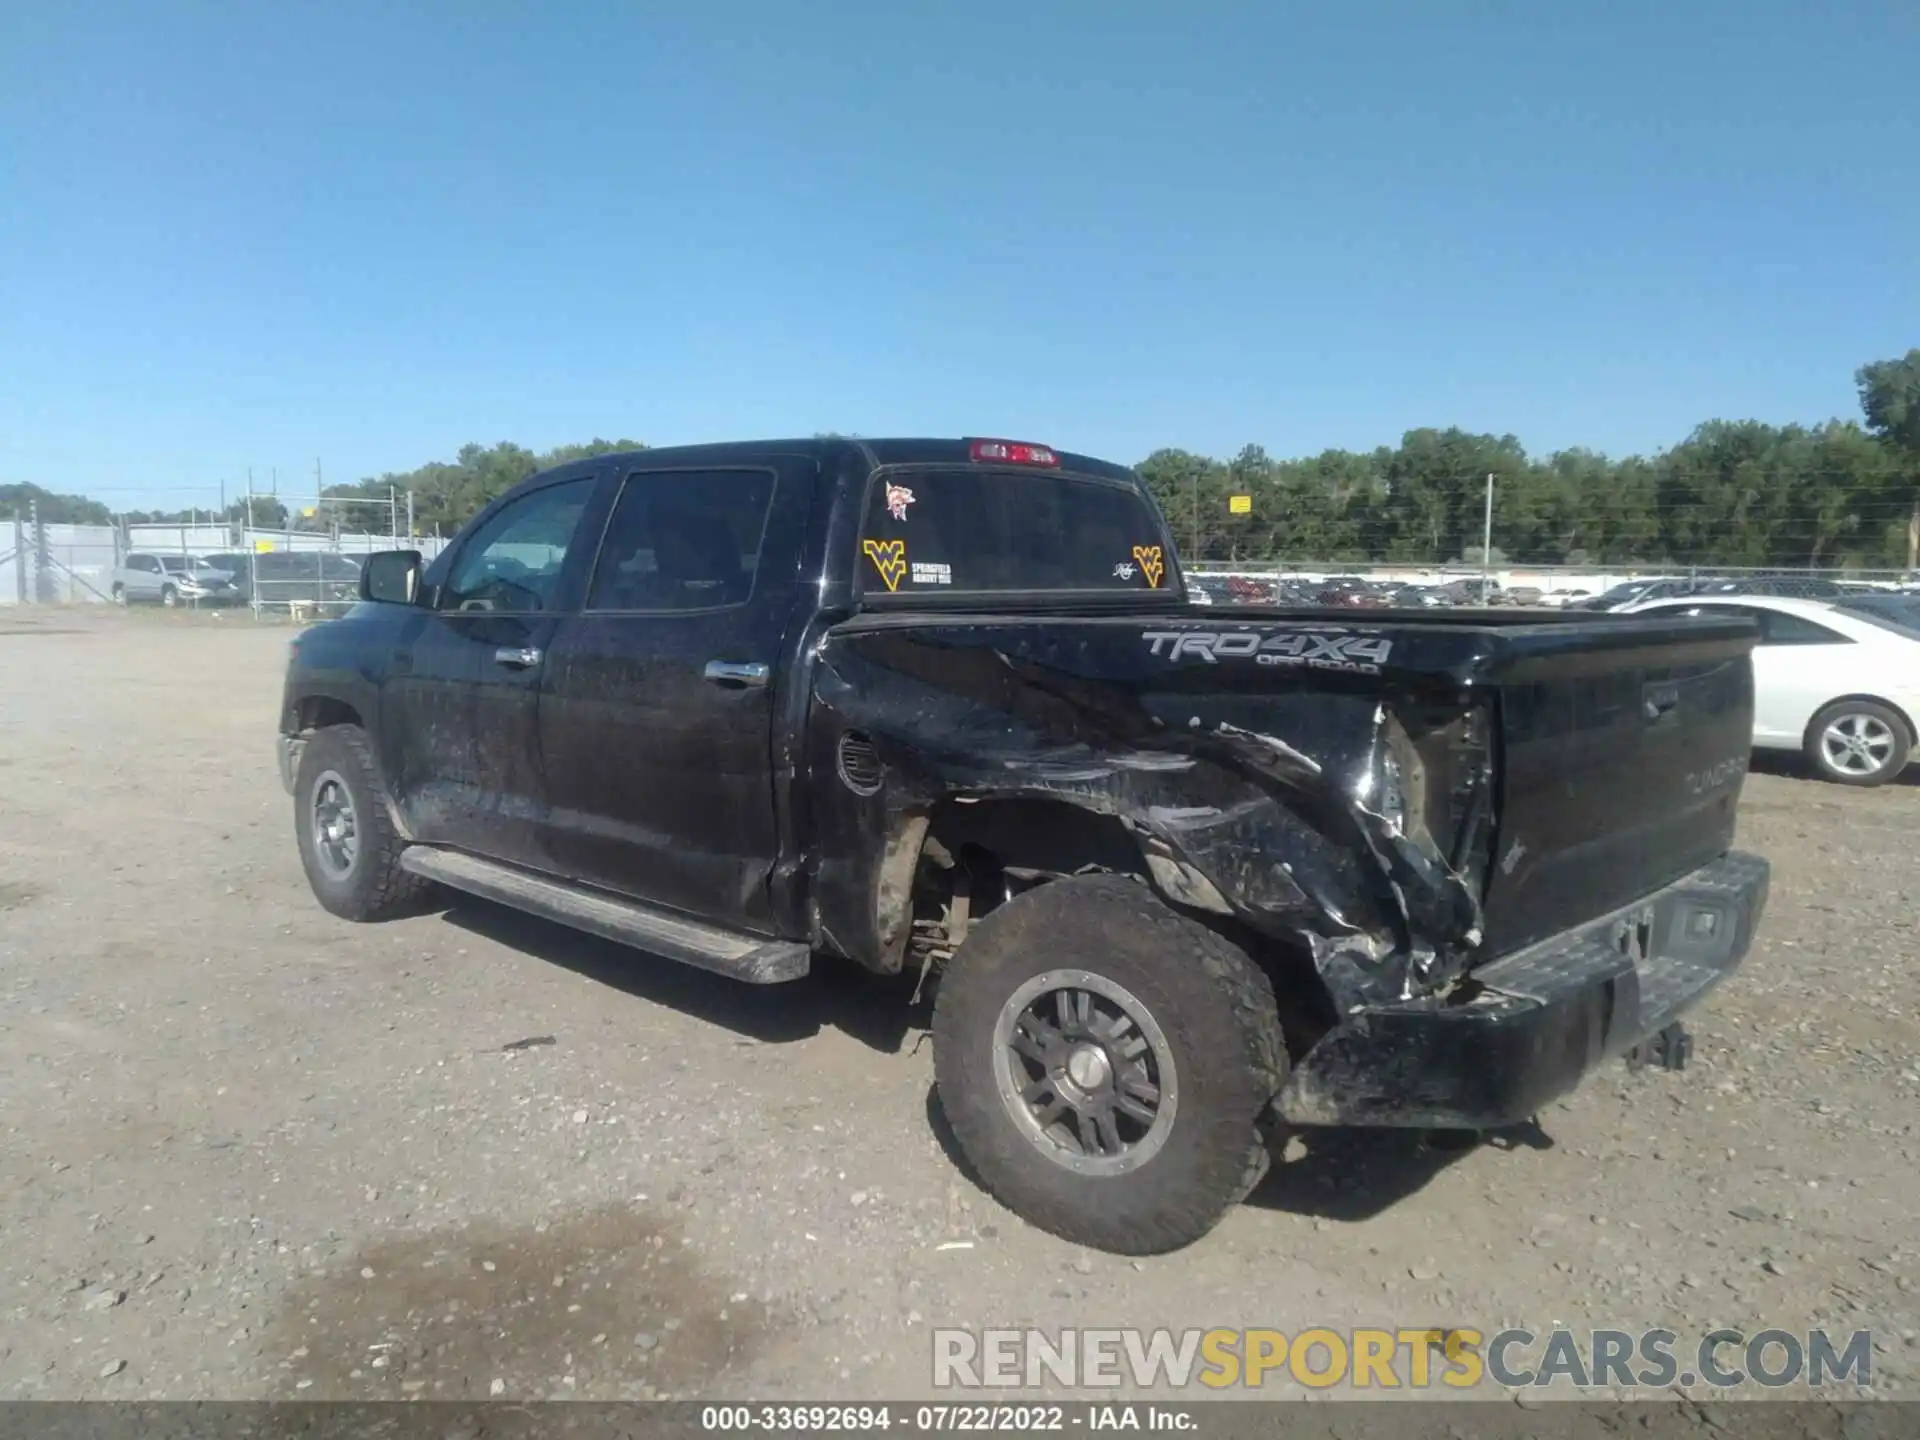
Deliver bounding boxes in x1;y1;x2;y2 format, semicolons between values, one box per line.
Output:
857;466;1174;598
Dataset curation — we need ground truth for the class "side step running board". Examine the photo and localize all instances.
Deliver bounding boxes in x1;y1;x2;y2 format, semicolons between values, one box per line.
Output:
399;846;811;984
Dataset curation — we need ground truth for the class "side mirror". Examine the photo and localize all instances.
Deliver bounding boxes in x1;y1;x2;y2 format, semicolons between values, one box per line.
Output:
361;549;424;605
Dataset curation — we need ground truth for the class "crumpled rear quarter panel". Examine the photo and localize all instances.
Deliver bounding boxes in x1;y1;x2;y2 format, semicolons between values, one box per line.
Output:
802;615;1495;1012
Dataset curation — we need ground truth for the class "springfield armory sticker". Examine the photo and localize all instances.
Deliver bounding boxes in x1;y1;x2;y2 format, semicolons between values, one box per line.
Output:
1132;545;1165;588
911;561;952;585
863;538;908;592
884;483;915;521
1142;629;1395;674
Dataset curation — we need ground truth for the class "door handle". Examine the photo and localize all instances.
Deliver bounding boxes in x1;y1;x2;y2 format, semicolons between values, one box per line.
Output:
703;660;769;688
494;646;543;669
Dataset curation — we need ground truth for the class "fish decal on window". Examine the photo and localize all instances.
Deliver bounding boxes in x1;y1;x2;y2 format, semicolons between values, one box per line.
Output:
884;484;915;522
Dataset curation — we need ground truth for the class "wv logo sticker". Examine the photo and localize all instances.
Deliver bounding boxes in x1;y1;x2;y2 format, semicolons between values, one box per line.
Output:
862;538;908;592
1132;545;1165;588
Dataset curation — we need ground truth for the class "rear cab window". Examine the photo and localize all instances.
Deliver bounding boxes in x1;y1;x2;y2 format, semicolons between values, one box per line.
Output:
856;465;1174;600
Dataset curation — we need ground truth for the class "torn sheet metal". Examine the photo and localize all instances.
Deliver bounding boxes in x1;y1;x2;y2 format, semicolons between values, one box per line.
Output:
801;615;1497;1010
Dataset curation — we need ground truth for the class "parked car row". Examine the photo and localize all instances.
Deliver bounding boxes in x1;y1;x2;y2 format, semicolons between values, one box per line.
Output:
111;551;363;607
1186;570;1918;614
1189;573;1519;609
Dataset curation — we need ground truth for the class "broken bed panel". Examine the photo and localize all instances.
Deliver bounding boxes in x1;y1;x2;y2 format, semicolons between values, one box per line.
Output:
801;615;1498;1011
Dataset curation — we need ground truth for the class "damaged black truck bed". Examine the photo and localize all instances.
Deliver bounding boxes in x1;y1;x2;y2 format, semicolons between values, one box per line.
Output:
279;436;1770;1254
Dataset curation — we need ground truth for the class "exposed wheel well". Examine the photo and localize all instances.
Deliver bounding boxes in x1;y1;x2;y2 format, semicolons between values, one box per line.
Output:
297;695;364;733
904;795;1337;1058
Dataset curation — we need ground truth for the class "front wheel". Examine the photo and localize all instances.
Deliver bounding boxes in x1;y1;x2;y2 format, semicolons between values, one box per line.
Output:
1805;699;1912;787
292;725;431;920
932;874;1285;1255
159;584;178;607
111;584;126;605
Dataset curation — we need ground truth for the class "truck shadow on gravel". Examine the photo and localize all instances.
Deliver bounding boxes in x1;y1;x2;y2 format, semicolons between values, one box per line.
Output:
259;1203;784;1401
922;1086;1556;1226
440;895;1561;1228
437;900;931;1054
1240;1121;1556;1222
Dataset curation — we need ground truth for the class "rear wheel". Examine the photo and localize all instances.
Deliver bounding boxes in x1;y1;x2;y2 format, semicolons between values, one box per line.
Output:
932;873;1285;1255
1805;699;1911;787
293;725;431;919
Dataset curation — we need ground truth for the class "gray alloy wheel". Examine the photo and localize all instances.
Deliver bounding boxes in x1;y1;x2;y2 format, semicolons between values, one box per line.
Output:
991;967;1179;1177
1805;699;1911;788
308;769;360;880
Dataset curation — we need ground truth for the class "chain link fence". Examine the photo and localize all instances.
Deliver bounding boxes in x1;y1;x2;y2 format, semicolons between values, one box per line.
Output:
1;515;447;615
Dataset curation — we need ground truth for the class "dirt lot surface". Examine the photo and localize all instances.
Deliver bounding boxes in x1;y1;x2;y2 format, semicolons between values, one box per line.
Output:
2;607;1916;1407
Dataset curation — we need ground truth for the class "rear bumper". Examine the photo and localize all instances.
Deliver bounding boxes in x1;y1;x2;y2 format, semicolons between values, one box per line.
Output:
1274;851;1769;1129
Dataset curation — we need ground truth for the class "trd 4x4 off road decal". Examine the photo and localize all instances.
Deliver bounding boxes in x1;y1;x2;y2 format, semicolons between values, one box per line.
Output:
1142;629;1395;673
863;538;908;592
1132;545;1165;588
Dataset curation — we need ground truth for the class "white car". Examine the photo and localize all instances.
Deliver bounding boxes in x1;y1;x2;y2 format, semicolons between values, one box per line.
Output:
1621;594;1920;786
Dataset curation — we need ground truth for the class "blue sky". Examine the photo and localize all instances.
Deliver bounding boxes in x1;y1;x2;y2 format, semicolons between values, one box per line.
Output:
2;0;1914;510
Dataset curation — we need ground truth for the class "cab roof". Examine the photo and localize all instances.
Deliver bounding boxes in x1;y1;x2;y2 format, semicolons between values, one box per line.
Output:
527;437;1139;488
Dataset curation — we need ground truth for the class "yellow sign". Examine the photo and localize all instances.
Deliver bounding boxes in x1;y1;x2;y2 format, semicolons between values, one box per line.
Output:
862;538;908;592
1229;494;1252;515
254;540;275;553
1132;544;1165;589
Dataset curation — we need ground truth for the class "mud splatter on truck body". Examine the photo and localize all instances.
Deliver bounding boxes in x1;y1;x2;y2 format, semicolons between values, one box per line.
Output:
279;435;1768;1223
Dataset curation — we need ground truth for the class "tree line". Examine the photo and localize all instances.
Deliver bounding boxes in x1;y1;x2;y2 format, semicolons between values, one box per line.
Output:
9;350;1918;571
1140;351;1920;571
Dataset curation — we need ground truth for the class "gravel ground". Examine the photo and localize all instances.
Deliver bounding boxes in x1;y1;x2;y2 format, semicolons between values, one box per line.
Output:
1;607;1916;1405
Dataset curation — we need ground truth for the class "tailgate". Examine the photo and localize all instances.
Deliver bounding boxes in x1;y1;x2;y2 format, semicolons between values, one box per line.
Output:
1478;614;1757;956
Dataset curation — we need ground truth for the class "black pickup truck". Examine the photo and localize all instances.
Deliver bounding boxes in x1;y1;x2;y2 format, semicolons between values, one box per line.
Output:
278;436;1770;1254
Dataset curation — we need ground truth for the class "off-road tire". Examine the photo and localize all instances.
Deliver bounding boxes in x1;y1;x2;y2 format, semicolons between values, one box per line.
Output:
932;873;1286;1255
1804;699;1912;787
293;724;430;921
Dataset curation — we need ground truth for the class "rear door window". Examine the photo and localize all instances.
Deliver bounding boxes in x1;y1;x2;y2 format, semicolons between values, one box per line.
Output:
857;467;1172;597
1756;611;1851;646
585;468;777;612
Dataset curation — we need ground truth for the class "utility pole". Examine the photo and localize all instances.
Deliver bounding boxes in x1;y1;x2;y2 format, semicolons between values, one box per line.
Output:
1190;472;1200;565
1908;498;1918;575
29;498;47;603
1481;473;1495;603
246;491;260;620
405;489;415;542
